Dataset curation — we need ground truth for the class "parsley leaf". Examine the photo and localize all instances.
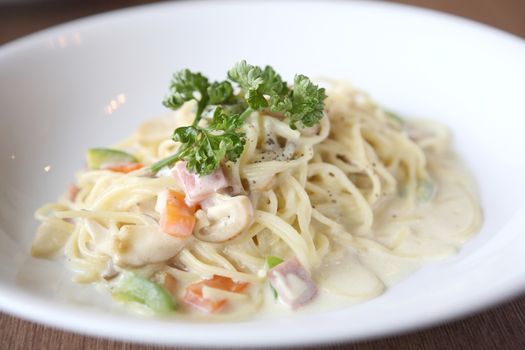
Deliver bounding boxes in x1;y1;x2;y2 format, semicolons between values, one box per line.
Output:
207;81;234;105
228;61;268;109
170;110;246;175
163;69;210;121
151;61;326;175
172;127;227;175
227;60;264;92
208;107;246;131
261;65;288;96
286;74;327;129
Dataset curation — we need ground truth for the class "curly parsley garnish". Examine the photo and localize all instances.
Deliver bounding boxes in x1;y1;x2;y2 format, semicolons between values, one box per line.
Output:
150;60;326;175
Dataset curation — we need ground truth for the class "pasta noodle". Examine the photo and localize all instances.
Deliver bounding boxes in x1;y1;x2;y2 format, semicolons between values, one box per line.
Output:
31;81;482;318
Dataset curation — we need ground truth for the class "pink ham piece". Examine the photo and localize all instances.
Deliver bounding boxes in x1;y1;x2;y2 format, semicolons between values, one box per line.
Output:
268;257;317;309
173;161;228;204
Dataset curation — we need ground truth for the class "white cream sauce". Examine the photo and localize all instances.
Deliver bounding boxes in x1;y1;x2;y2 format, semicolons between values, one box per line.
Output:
250;151;481;319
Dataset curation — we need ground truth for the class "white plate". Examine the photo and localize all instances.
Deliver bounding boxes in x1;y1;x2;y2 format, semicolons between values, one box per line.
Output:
1;0;525;347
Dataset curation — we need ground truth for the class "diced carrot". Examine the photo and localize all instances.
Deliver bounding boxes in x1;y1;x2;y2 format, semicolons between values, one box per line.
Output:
160;190;196;237
183;275;249;313
164;273;178;296
184;286;227;313
105;163;144;173
201;275;249;293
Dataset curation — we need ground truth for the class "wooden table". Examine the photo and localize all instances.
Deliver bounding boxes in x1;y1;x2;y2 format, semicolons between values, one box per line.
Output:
1;1;524;349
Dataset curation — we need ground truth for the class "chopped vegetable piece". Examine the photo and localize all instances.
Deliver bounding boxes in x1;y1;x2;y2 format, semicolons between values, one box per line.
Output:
184;275;249;313
184;288;227;313
417;179;437;202
86;148;138;170
112;272;175;314
164;273;178;296
104;163;144;173
385;110;403;124
266;256;284;298
268;257;317;309
266;256;284;269
173;161;228;204
160;190;197;237
201;275;249;293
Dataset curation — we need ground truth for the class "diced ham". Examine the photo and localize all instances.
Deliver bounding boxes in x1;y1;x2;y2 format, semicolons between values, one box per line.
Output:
68;184;80;202
172;161;228;204
268;257;317;309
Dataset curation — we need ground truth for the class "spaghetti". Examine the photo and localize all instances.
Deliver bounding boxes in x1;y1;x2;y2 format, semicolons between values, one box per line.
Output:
32;80;482;319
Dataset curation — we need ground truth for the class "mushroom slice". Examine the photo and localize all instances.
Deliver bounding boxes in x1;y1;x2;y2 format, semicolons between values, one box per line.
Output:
31;219;73;258
194;194;254;243
84;219;113;256
114;225;189;267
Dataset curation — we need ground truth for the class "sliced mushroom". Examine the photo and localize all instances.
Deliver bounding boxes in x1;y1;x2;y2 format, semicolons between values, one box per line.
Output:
31;219;73;258
114;225;189;267
221;162;245;196
101;259;119;280
194;194;254;243
84;219;113;256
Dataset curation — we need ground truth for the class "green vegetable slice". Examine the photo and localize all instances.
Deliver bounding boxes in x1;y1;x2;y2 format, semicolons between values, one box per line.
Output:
416;179;437;202
266;256;284;299
266;256;284;269
385;110;403;125
112;272;175;314
86;148;138;170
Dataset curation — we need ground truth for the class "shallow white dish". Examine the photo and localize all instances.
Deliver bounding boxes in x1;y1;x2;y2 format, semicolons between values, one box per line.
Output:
1;0;525;347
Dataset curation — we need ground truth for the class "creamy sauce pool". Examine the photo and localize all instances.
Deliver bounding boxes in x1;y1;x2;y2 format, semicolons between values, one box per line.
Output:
252;149;481;319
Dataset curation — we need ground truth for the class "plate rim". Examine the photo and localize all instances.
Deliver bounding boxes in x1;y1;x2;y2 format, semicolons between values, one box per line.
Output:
1;0;525;346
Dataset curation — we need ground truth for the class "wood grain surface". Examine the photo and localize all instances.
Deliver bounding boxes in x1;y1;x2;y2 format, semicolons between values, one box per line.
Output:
1;1;524;349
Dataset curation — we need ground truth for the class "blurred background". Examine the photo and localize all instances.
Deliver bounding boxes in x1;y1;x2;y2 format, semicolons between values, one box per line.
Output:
0;0;524;45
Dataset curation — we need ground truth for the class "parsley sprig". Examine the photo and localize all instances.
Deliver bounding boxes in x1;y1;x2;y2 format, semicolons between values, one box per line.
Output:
150;60;326;175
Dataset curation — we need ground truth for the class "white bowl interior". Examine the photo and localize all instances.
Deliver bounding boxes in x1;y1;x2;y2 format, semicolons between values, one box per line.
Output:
0;1;525;346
